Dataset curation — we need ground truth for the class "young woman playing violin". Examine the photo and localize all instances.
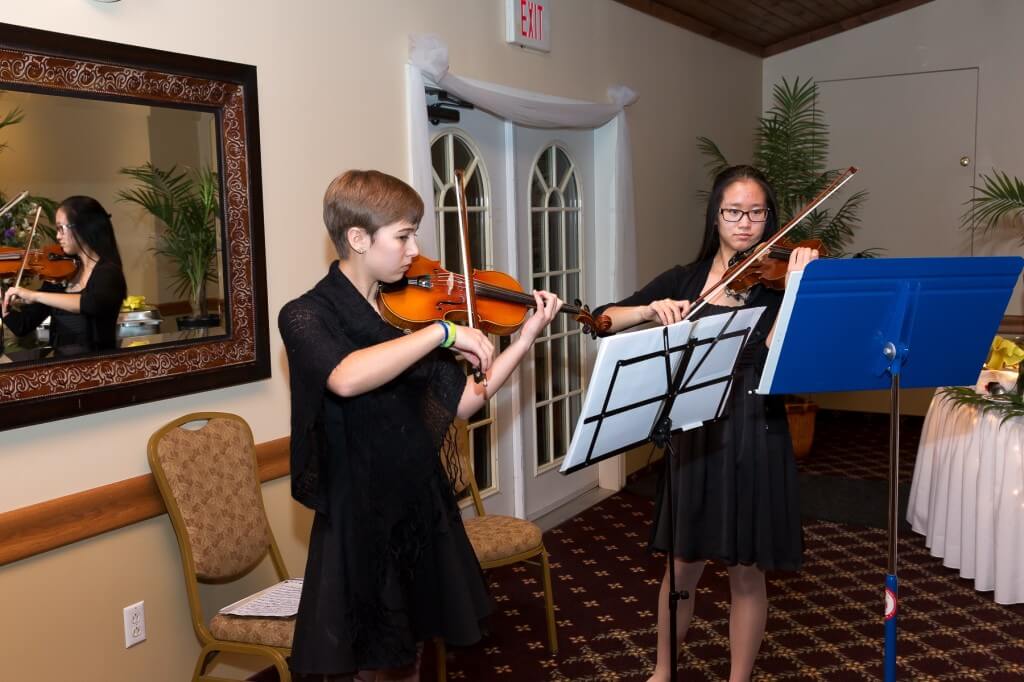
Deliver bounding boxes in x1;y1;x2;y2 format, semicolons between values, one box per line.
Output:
595;165;817;682
279;169;562;682
2;196;126;357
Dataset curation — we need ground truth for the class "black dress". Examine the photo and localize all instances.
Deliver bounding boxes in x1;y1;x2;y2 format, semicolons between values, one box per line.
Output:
2;259;126;356
598;259;803;571
278;263;491;676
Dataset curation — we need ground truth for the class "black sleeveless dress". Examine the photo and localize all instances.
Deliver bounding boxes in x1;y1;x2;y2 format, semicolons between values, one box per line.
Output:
597;259;803;571
279;263;491;676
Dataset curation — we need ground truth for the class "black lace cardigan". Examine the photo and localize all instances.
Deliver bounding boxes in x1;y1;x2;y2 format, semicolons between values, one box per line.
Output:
278;262;466;516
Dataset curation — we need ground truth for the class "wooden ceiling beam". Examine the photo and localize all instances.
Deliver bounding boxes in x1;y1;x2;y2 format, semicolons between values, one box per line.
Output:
612;0;765;56
612;0;937;58
763;0;935;56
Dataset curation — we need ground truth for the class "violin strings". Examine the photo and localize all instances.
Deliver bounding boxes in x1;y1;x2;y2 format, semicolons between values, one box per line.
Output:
411;275;581;313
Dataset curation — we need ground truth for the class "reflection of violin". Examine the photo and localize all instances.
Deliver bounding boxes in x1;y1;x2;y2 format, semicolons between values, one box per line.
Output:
378;254;610;338
723;238;827;295
0;244;78;283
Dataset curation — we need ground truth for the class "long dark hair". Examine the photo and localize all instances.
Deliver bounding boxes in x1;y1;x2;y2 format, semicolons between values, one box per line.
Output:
60;196;123;267
694;165;780;264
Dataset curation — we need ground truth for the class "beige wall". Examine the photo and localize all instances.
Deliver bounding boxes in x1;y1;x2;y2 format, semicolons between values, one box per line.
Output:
0;1;760;679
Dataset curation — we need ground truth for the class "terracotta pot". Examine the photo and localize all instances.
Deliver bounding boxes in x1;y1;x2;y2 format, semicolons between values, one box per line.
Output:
785;400;818;460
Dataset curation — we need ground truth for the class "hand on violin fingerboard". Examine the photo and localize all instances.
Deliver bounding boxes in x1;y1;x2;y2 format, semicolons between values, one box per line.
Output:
786;247;819;274
520;290;564;342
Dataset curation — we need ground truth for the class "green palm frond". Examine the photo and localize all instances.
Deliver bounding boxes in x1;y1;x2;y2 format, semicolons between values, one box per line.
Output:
697;76;869;256
846;247;884;258
939;386;1024;425
0;107;24;154
962;170;1024;241
696;136;730;179
756;77;829;218
119;163;220;305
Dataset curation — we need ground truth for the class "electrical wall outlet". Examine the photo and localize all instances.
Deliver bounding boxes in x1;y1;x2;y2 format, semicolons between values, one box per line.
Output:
123;601;146;648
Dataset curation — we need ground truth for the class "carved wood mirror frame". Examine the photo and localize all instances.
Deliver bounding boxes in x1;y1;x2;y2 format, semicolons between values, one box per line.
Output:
0;23;269;431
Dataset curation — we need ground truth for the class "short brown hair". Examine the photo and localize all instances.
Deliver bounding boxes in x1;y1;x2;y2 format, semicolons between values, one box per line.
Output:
323;170;424;258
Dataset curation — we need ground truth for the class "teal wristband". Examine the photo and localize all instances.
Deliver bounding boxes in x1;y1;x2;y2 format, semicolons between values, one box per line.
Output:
441;320;457;349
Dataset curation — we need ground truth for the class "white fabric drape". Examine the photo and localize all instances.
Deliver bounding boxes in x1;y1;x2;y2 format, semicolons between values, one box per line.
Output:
405;33;638;300
908;391;1024;604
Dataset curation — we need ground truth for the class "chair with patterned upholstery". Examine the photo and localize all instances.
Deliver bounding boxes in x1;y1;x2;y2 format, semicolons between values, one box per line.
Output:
433;438;557;679
148;412;294;682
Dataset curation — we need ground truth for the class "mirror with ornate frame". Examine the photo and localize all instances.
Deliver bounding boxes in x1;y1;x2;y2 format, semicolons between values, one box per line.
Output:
0;23;269;431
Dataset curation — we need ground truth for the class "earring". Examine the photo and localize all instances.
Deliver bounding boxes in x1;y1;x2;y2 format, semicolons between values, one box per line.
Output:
354;247;366;255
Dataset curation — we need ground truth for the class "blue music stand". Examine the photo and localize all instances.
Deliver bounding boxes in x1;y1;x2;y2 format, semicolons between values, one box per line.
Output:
757;256;1024;682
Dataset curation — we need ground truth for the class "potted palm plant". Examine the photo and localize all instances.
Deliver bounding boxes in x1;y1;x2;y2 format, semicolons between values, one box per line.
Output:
696;77;873;458
118;163;221;328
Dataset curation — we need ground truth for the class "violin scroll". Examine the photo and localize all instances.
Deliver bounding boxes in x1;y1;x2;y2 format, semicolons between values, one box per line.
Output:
572;300;611;339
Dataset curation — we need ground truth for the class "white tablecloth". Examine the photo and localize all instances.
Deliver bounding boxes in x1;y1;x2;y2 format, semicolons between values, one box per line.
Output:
908;391;1024;604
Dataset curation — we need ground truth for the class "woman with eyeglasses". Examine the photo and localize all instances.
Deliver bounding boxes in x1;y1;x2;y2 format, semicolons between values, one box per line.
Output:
594;165;817;682
2;196;127;357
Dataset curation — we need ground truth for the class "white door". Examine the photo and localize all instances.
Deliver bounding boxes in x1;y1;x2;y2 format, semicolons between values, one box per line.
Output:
514;126;600;520
816;70;978;260
429;108;518;516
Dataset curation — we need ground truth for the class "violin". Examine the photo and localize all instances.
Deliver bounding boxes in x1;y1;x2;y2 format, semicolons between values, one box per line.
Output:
686;167;858;320
378;169;609;345
0;244;78;283
723;238;827;295
378;254;610;337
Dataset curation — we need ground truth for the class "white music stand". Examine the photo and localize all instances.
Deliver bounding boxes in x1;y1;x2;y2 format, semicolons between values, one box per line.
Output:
560;307;765;474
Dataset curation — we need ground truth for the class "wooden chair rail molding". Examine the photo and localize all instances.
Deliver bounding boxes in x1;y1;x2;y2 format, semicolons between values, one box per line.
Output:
0;437;290;567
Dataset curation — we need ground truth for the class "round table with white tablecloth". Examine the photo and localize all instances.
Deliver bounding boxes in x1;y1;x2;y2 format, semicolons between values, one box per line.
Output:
907;390;1024;604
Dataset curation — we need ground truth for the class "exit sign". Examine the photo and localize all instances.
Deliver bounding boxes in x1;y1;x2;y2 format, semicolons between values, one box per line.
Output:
505;0;551;52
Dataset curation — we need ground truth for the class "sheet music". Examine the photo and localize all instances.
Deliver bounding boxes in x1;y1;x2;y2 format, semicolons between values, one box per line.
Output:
218;578;302;618
560;307;764;473
667;308;763;430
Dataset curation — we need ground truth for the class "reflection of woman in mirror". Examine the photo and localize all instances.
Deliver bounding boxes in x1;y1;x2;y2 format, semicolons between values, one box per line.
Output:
2;196;127;357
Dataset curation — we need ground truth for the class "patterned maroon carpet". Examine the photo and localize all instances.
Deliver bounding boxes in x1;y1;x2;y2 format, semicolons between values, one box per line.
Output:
427;493;1024;681
423;411;1024;681
796;411;923;482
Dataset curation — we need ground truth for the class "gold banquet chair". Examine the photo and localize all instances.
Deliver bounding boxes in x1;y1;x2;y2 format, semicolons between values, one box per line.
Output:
148;412;294;682
434;442;558;679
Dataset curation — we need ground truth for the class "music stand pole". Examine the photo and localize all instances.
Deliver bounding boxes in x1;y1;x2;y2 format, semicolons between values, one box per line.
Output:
651;416;686;682
649;311;740;682
884;347;902;682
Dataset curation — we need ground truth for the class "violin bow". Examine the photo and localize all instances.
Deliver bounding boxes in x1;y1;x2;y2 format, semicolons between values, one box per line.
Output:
13;206;43;290
686;166;858;320
0;190;29;220
453;169;487;385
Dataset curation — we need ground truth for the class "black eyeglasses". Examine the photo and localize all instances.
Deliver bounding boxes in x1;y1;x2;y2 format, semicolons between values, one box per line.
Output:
719;207;770;223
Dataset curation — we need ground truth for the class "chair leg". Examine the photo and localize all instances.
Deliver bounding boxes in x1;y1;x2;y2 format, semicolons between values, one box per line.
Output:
540;546;558;655
434;636;447;681
193;644;218;681
268;648;291;682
